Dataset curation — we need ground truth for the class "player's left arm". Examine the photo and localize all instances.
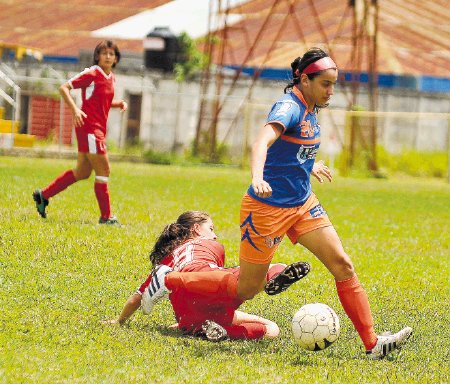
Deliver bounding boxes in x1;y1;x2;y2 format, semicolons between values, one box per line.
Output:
311;160;332;183
111;99;128;111
233;310;280;338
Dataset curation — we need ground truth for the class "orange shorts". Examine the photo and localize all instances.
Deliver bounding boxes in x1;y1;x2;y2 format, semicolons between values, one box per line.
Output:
239;192;332;264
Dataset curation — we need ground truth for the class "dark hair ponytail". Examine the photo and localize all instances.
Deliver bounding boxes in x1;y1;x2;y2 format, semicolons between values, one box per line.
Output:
284;47;329;93
149;211;211;268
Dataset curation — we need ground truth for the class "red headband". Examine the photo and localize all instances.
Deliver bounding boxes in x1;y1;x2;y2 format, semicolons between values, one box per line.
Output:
302;57;337;75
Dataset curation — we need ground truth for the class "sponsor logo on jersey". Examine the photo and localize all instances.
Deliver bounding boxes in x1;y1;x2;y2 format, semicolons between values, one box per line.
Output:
300;120;314;137
300;120;320;137
264;235;283;248
274;101;294;117
309;204;326;218
296;145;318;164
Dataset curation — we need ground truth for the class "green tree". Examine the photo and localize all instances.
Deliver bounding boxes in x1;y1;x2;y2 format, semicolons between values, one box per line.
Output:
174;32;209;82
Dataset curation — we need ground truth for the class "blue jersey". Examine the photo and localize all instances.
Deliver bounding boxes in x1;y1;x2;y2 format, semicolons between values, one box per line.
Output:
247;87;321;208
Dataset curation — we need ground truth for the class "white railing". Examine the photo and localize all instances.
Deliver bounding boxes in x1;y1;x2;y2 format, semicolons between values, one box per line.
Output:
0;66;21;134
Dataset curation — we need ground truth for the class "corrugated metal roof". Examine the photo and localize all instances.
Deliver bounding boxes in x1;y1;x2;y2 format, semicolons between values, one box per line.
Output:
213;0;450;77
0;0;448;78
0;0;170;56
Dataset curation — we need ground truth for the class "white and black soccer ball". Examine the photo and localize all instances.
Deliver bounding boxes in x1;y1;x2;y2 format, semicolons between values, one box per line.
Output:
291;303;340;351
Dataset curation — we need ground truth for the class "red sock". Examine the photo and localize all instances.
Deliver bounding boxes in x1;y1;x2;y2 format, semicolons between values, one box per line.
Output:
42;170;76;199
266;263;286;281
224;323;266;340
336;274;378;350
94;182;111;220
165;271;238;300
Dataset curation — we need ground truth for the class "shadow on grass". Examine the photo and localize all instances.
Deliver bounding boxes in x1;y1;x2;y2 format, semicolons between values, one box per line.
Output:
139;323;285;354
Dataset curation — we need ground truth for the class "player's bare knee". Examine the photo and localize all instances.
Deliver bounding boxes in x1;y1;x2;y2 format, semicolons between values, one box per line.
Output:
96;168;110;178
264;322;280;338
74;170;91;180
334;254;354;279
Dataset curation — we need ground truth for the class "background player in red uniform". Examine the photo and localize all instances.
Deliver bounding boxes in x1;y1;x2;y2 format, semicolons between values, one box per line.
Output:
33;40;127;225
106;211;309;341
148;48;412;358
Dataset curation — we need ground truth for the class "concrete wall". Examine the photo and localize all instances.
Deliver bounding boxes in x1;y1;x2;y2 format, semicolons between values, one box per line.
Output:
3;64;449;161
131;74;449;161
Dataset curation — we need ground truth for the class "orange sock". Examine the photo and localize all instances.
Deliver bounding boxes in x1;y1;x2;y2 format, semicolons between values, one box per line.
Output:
336;274;378;350
165;271;238;300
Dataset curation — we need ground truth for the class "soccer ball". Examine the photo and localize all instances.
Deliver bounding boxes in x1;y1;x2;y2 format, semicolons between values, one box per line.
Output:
291;303;340;351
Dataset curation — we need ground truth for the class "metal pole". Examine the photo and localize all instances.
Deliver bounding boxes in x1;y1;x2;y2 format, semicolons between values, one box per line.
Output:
209;0;227;161
59;96;64;153
172;82;182;153
12;86;20;141
448;118;450;183
241;102;251;169
367;0;379;171
193;0;214;156
11;88;16;136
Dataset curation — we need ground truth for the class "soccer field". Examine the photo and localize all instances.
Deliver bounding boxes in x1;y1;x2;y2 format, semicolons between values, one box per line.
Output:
1;156;449;383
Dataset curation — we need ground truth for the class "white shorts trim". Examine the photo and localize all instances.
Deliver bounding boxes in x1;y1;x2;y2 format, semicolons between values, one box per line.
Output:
88;134;97;154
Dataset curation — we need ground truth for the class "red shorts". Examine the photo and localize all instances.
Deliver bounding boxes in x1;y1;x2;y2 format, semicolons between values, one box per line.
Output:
169;266;241;333
239;192;332;264
75;126;107;154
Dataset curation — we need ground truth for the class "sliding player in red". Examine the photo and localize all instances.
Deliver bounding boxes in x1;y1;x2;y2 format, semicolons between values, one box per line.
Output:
33;40;127;225
107;211;309;341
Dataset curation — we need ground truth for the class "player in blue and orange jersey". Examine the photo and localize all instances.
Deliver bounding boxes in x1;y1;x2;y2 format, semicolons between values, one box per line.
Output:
148;48;412;358
106;211;308;341
33;40;127;225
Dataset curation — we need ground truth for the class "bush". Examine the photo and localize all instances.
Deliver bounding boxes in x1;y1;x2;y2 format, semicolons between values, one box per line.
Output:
336;146;447;178
143;149;176;165
377;147;447;178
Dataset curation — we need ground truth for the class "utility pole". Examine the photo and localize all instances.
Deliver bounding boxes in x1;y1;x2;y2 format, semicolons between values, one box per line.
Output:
349;0;379;172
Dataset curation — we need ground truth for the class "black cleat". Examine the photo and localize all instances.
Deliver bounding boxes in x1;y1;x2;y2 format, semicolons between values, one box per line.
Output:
264;261;311;295
99;215;121;226
202;320;229;342
33;190;49;218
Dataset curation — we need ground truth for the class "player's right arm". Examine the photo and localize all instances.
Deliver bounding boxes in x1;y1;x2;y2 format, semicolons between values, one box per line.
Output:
59;82;86;128
103;292;141;325
251;123;282;198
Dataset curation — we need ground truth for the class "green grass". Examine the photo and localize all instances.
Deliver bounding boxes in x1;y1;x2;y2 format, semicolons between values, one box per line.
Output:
0;156;449;383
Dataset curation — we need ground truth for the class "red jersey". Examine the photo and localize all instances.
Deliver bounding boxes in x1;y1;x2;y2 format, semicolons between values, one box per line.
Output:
171;238;225;272
138;238;226;294
68;65;115;139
